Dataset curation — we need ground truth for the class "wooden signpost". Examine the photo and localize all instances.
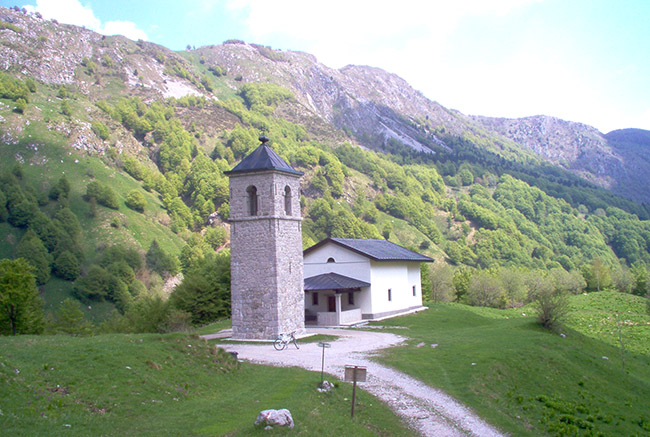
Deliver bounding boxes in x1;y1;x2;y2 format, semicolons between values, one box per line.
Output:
344;365;367;417
317;342;331;385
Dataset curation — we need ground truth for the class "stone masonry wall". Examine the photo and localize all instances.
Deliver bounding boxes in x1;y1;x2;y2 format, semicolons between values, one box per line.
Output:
228;170;304;339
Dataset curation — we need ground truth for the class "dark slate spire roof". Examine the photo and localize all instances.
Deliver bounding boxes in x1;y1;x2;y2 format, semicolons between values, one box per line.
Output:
304;272;370;291
304;238;434;262
224;137;303;176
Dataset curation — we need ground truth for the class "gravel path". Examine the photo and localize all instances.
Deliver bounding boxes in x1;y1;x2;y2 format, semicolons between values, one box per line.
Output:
208;328;504;437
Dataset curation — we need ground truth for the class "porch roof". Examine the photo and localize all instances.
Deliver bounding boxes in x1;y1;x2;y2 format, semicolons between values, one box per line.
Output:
304;272;370;291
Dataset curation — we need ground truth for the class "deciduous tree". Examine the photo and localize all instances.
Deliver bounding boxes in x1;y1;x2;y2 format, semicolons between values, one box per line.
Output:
0;258;44;335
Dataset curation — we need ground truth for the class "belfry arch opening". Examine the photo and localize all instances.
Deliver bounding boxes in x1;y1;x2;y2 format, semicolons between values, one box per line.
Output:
284;185;292;215
246;185;258;216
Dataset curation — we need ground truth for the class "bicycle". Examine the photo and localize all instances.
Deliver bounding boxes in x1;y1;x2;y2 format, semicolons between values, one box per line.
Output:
273;331;299;350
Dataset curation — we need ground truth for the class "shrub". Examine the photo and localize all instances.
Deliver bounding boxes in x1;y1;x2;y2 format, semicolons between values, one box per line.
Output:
91;121;110;140
86;181;119;210
61;100;71;116
125;190;146;212
528;276;569;330
14;98;26;113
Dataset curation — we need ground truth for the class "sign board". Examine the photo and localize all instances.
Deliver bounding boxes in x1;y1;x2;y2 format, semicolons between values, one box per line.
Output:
318;342;331;348
344;365;367;382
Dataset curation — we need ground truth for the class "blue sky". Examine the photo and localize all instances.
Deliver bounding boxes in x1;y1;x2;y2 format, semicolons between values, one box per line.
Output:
6;0;650;133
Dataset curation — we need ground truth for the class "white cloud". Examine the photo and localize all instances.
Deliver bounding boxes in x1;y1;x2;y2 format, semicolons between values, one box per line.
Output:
102;20;148;41
24;0;148;41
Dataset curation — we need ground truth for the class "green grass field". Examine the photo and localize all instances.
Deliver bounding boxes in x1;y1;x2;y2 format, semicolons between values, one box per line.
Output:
0;333;413;436
375;294;650;436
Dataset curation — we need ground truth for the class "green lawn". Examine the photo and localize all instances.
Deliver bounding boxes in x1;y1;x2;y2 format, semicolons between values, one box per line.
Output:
0;333;414;436
374;296;650;436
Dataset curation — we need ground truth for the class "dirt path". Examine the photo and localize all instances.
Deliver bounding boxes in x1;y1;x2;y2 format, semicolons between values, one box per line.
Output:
207;328;504;437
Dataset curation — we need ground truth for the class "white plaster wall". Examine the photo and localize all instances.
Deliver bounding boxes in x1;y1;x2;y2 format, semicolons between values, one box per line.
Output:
368;261;423;315
408;263;424;308
303;243;371;282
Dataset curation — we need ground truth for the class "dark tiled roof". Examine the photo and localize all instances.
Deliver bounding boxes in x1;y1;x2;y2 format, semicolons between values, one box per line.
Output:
304;238;434;262
224;144;303;176
304;272;370;291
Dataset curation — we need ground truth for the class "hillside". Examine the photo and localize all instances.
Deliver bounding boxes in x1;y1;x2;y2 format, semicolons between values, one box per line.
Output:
1;6;650;328
0;332;410;435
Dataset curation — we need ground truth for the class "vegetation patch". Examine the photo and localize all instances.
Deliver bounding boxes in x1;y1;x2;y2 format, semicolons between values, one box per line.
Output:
375;298;650;436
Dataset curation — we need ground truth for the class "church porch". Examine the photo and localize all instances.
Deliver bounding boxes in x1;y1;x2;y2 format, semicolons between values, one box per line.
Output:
304;272;369;327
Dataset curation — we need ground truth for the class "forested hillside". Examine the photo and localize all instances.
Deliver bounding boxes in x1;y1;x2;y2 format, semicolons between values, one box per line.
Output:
1;6;650;334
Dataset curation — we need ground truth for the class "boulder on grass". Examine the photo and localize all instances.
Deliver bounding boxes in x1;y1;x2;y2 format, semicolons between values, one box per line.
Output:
254;409;294;429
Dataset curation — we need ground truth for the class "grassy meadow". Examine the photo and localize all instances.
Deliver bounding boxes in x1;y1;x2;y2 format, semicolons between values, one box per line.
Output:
0;333;413;436
375;292;650;436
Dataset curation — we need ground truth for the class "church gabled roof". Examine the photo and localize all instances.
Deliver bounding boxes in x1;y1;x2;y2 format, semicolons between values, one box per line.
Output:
304;272;371;291
224;142;303;176
304;238;434;262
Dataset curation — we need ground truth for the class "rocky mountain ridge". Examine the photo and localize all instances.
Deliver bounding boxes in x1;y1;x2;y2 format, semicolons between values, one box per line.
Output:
1;6;648;203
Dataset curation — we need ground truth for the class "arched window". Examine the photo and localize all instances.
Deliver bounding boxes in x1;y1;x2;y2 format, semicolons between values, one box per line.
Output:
284;185;292;216
327;257;335;263
246;185;258;216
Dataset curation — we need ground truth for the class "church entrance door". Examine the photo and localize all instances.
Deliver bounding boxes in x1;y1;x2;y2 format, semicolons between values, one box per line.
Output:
328;295;336;312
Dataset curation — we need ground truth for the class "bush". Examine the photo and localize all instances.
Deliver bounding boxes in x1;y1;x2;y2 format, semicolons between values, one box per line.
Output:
528;276;569;330
61;100;71;116
14;98;26;113
86;181;119;210
125;190;146;212
91;121;110;141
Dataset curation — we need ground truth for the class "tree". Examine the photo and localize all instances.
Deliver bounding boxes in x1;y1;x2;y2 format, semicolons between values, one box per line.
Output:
55;298;93;336
466;270;505;308
53;251;80;281
73;265;111;301
584;257;612;291
429;263;455;302
0;258;44;336
170;251;230;325
146;240;179;276
16;230;52;285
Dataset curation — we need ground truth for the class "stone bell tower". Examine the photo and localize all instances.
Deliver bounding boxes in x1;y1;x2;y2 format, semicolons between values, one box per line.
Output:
225;136;305;339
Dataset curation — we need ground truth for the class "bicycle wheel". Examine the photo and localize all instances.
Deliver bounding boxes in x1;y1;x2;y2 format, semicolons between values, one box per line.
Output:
273;339;286;351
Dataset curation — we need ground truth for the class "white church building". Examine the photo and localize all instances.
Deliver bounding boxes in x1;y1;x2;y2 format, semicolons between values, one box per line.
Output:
303;238;432;326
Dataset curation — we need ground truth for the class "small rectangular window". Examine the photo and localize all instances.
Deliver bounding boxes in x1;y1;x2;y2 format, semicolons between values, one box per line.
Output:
388;288;392;301
312;292;318;306
348;292;354;305
413;285;416;296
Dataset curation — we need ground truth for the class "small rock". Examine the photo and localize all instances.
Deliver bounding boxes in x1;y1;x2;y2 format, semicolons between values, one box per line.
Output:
431;343;438;348
471;363;476;366
560;333;566;338
602;356;609;360
317;380;333;393
255;409;294;429
416;342;425;348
